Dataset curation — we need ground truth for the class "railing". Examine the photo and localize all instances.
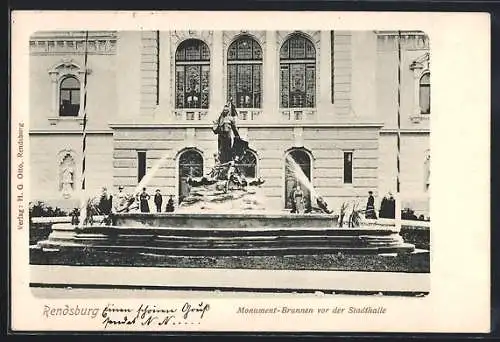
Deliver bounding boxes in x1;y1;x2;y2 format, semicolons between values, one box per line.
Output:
236;109;261;121
281;108;316;121
174;109;209;121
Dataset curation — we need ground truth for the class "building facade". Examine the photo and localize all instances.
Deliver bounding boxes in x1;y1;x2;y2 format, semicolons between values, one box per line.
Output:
29;30;430;216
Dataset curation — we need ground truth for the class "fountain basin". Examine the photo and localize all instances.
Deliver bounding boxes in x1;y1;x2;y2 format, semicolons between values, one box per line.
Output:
36;212;416;257
111;212;339;229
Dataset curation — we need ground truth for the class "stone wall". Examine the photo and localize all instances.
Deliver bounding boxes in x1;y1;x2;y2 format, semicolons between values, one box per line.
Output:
111;125;379;211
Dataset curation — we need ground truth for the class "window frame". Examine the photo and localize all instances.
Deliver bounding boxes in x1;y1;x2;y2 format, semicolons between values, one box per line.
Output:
279;34;317;109
175;39;211;110
58;75;81;117
343;151;354;185
227;36;263;109
419;72;430;115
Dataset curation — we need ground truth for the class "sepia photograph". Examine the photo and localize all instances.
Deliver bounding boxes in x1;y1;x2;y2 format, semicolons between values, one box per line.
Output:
28;29;430;275
10;11;490;333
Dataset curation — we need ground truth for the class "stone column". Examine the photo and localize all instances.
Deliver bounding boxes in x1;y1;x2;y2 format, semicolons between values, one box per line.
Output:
210;31;224;120
264;31;278;122
49;72;59;117
319;30;334;120
158;31;172;120
410;63;423;117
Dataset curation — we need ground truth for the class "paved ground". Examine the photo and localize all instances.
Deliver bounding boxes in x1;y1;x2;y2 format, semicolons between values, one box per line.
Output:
30;265;430;295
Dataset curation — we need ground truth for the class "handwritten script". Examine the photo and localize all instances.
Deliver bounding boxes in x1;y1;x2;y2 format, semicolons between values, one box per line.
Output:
101;302;210;329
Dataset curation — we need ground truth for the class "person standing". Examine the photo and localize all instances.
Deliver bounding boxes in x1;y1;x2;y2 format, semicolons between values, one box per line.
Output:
166;195;175;212
154;189;163;213
98;186;113;215
365;191;377;219
387;192;396;219
379;193;388;218
291;184;305;214
113;186;128;213
139;187;150;213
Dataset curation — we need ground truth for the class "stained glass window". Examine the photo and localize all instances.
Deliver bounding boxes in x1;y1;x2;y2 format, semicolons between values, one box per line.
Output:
280;34;316;108
419;73;430;114
175;39;210;109
227;36;262;108
59;76;80;116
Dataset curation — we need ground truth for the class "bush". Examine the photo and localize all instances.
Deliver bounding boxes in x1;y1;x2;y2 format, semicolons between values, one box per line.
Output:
29;201;69;245
29;201;68;218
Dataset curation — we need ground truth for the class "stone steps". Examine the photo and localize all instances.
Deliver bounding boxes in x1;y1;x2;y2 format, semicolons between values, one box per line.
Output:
37;222;416;257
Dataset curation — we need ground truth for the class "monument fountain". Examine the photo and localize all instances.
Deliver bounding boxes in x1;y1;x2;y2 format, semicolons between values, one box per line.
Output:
36;100;416;259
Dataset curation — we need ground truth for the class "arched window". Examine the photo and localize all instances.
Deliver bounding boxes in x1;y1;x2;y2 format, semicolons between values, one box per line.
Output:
284;148;312;210
419;72;430;114
227;36;262;108
280;34;316;108
59;76;80;116
178;149;204;203
238;150;258;179
175;39;210;109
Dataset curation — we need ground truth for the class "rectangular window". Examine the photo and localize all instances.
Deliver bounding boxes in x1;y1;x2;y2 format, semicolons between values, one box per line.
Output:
156;30;160;106
137;151;147;183
331;30;334;104
343;151;353;184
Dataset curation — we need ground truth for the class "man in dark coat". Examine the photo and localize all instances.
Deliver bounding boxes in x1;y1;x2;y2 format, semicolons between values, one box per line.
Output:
387;192;396;219
98;187;113;215
365;191;377;219
154;189;163;213
379;193;389;218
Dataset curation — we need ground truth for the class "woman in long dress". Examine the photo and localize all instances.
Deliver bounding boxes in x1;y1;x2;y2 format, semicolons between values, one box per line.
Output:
292;184;305;214
139;187;150;213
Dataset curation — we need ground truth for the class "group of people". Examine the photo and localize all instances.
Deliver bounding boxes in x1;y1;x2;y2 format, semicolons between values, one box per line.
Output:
97;186;176;215
364;191;396;219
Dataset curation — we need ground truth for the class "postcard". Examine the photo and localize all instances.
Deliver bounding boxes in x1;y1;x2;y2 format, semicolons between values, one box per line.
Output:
11;10;490;333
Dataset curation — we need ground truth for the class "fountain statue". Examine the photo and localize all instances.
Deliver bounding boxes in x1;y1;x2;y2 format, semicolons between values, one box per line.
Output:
36;100;416;258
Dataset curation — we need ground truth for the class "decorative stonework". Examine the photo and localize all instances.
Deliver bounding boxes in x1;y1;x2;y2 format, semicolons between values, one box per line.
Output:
171;30;213;53
30;31;117;55
57;149;77;199
174;109;209;121
47;58;91;120
276;30;321;49
222;31;266;50
48;57;91;81
375;31;430;51
410;52;430;72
